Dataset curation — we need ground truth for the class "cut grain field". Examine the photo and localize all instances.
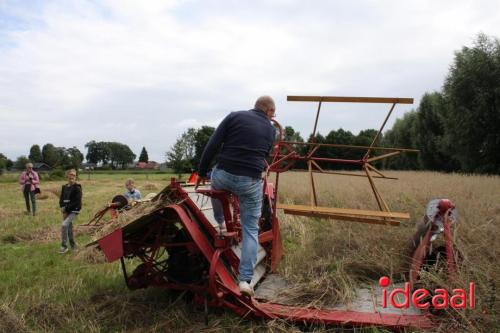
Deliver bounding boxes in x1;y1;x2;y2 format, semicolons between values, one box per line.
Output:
0;171;499;332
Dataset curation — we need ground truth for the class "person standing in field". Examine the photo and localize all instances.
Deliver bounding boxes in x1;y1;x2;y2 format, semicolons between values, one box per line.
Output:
58;169;82;254
18;162;40;216
196;96;276;297
124;178;141;202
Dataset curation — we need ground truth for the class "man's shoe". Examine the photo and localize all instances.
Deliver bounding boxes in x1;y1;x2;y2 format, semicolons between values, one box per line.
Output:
70;244;77;251
58;247;69;254
238;281;254;297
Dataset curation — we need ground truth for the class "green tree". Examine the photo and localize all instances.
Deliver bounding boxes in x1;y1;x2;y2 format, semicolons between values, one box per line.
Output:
282;126;306;169
138;147;149;163
414;92;458;171
116;143;136;169
353;129;384;168
65;147;84;169
0;153;7;174
284;126;304;143
14;155;30;170
307;132;326;144
443;33;500;173
56;147;69;168
354;129;379;147
382;111;420;170
85;141;136;169
193;126;215;170
325;128;355;169
107;142;136;169
166;128;198;176
5;157;13;170
42;143;60;167
182;128;197;165
107;142;121;168
29;145;42;163
85;141;111;165
166;140;191;177
302;132;326;169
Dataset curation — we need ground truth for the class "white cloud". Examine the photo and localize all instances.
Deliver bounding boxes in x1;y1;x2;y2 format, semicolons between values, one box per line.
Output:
175;118;201;129
1;0;499;161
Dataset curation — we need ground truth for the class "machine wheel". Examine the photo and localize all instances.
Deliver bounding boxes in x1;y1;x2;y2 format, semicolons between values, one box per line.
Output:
166;228;207;284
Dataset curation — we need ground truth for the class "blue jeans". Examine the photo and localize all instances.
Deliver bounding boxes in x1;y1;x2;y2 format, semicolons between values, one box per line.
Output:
211;167;263;282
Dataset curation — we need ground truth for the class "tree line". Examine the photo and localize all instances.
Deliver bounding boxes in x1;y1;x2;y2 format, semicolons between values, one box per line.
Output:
165;34;499;175
383;34;499;173
1;142;150;172
3;144;85;171
85;142;150;168
85;141;136;169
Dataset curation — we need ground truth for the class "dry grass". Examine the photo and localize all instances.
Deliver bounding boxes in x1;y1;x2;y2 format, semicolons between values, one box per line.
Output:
35;193;50;200
0;171;498;332
73;245;107;264
44;186;61;197
143;183;159;191
4;225;95;244
274;171;500;332
11;225;61;243
0;206;18;220
19;290;315;333
0;304;29;333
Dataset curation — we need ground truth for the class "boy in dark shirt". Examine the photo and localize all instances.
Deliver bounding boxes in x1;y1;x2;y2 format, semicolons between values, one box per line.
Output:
58;169;82;253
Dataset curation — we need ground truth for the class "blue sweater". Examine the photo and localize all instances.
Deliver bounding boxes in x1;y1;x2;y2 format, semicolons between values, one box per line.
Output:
198;108;276;178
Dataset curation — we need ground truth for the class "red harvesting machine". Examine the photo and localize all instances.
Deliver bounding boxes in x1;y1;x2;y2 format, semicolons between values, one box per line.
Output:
88;96;459;331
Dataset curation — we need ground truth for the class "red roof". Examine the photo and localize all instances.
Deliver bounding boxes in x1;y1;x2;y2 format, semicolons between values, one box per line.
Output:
136;161;159;169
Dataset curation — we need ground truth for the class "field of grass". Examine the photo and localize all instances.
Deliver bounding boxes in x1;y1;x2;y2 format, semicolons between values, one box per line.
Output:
276;171;499;332
0;171;498;332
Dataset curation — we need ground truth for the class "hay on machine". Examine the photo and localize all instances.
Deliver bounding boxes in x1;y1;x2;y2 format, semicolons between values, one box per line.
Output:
88;185;182;243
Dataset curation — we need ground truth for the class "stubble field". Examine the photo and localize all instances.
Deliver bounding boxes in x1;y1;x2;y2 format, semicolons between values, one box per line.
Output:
0;171;498;332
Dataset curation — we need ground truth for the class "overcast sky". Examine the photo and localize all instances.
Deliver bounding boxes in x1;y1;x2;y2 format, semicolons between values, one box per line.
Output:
1;0;499;162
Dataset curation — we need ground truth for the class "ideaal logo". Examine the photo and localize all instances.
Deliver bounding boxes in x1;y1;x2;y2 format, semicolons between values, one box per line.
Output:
379;276;475;309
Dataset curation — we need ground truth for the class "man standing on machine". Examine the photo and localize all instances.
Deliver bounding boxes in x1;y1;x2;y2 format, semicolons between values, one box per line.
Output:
196;96;276;296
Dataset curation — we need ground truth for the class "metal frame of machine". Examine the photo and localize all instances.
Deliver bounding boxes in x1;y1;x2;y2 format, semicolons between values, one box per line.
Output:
270;96;418;226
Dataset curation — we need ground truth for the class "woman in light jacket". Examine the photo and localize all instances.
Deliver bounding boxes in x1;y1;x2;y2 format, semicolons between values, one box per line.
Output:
18;162;40;216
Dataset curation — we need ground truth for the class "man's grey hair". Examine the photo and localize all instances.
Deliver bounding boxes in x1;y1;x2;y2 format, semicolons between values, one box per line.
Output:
255;95;275;111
